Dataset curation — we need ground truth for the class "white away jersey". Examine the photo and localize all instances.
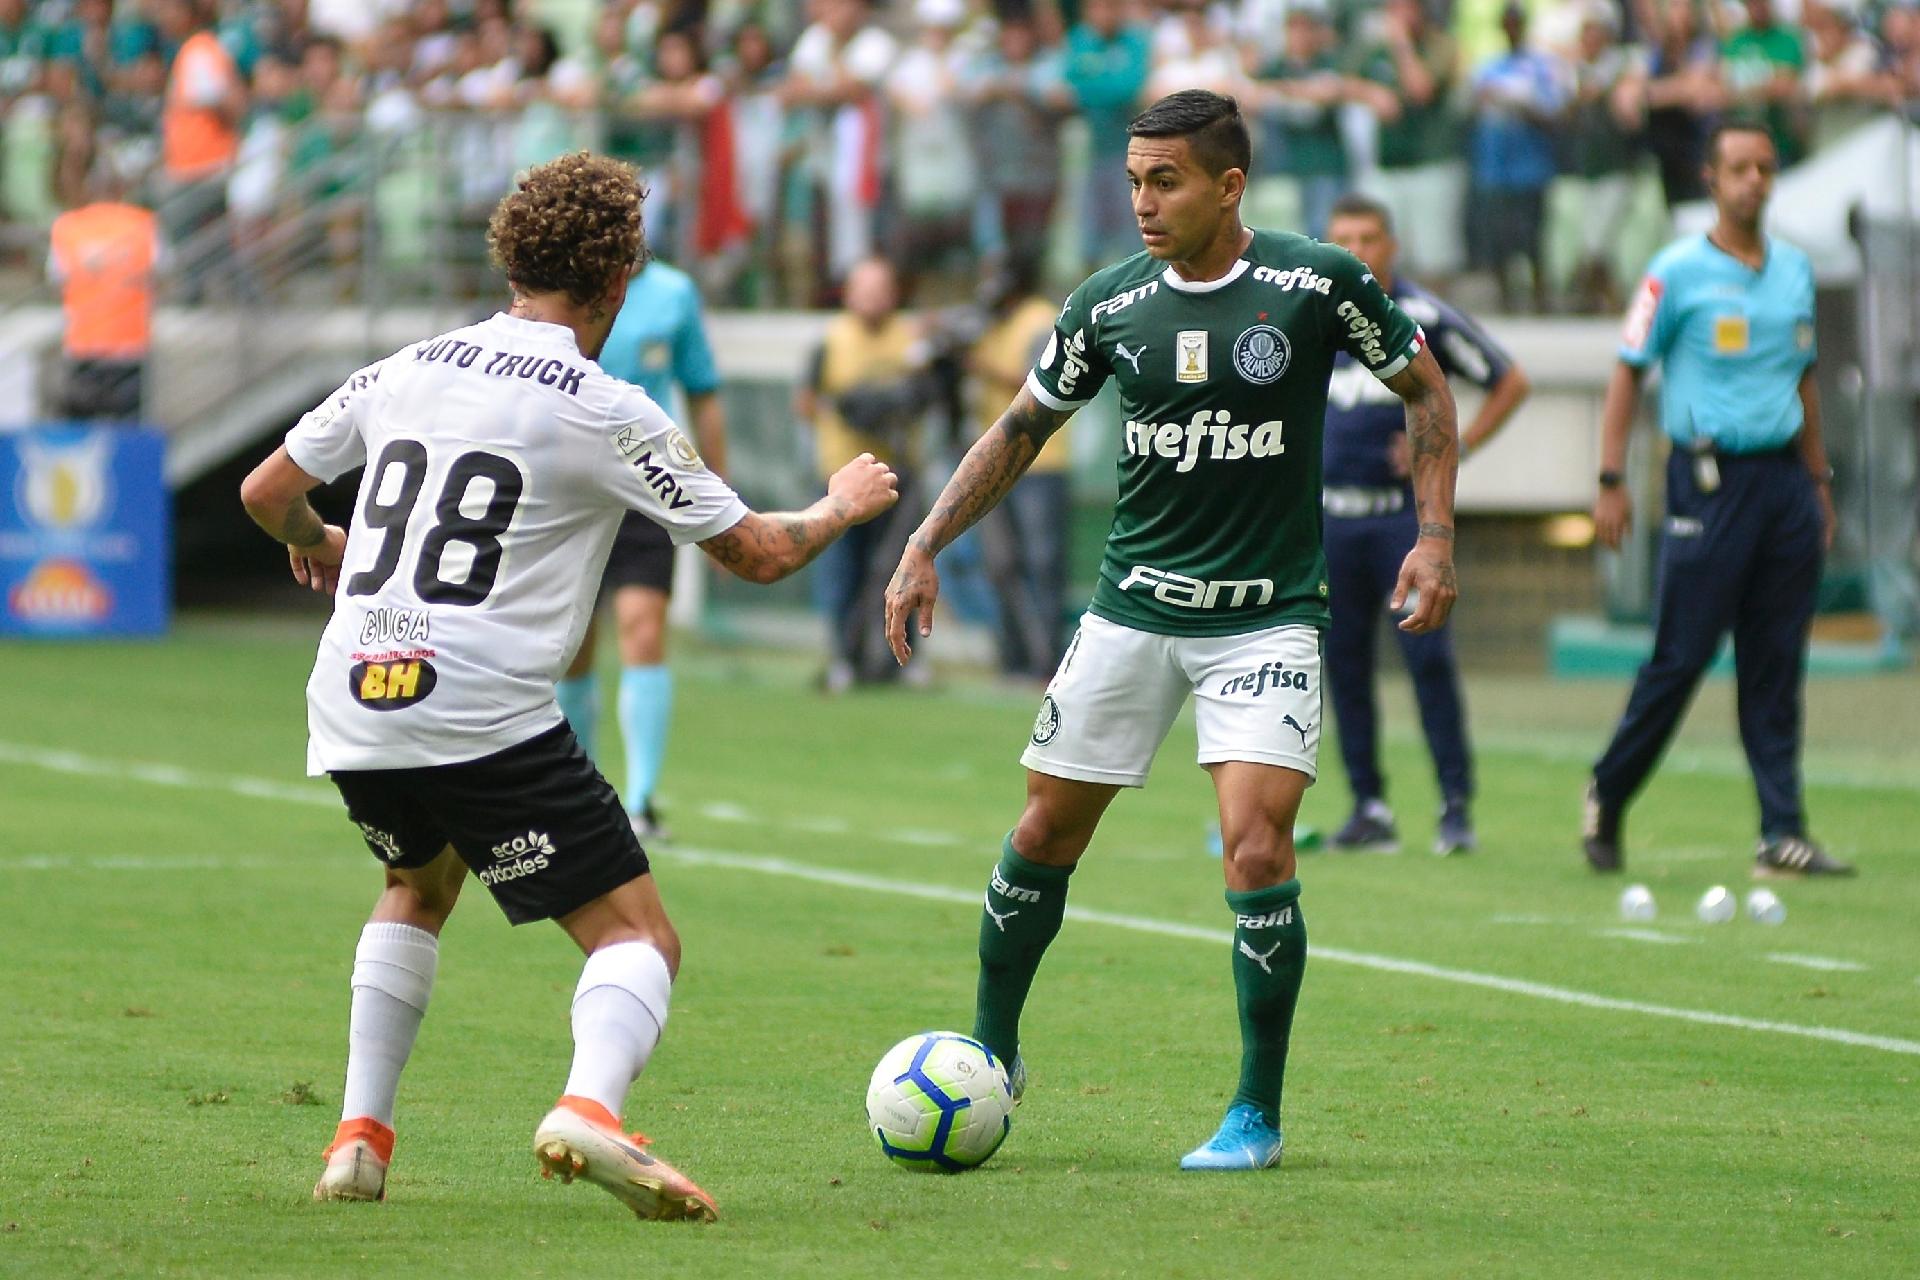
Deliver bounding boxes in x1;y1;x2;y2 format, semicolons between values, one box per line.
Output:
286;312;747;773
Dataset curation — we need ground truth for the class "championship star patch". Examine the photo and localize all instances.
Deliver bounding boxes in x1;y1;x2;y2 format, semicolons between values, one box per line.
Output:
1233;324;1291;385
665;426;704;470
1176;330;1208;383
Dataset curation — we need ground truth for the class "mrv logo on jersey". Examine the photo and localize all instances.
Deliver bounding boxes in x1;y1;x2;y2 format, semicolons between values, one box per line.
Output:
1124;411;1285;473
1118;565;1275;610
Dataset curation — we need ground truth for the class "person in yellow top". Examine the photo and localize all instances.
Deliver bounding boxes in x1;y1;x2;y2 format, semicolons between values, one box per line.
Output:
46;167;162;421
795;256;930;688
968;255;1073;679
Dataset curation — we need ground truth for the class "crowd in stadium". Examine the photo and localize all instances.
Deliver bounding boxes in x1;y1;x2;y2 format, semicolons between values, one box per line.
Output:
2;0;1917;311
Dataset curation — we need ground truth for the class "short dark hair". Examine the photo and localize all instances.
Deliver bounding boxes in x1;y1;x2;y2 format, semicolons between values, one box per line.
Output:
1327;192;1394;235
1704;119;1776;166
1127;90;1252;178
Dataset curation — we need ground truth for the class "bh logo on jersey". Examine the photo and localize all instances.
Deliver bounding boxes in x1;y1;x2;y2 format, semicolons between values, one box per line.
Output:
348;658;438;711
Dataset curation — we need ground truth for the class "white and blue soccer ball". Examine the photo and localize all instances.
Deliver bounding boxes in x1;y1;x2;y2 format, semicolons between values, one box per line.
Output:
865;1032;1012;1172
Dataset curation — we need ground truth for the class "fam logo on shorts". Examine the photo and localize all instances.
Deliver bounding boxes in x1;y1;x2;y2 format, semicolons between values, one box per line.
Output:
357;821;405;864
479;830;556;887
1031;694;1061;746
348;658;438;711
1232;325;1291;385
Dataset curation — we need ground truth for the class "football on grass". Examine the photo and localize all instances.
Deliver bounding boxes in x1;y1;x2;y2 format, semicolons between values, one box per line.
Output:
865;1032;1012;1172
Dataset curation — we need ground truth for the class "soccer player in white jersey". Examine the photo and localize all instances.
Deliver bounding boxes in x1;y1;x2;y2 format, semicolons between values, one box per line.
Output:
239;153;897;1221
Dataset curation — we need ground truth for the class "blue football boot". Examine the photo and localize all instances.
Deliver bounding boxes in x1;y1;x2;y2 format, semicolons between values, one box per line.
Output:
1178;1103;1284;1171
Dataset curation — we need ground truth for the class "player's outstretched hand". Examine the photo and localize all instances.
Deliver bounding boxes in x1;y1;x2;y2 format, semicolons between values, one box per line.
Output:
1593;486;1632;550
1392;540;1457;634
830;452;900;524
290;525;348;595
884;544;939;666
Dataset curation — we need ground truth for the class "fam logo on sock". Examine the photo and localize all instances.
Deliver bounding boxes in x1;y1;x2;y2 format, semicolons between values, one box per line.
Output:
357;821;405;864
479;830;556;886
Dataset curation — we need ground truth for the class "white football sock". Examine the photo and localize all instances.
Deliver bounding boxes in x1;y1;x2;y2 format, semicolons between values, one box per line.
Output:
339;921;439;1128
561;941;672;1118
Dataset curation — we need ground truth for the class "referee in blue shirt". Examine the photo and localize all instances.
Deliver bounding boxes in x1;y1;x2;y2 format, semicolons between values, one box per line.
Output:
554;258;730;842
1583;122;1852;878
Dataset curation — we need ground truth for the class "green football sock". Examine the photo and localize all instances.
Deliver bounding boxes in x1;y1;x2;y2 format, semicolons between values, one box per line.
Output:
1226;879;1307;1128
972;835;1074;1064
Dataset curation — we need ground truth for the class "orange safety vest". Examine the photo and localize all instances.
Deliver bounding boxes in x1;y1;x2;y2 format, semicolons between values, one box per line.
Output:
162;31;239;180
49;202;158;360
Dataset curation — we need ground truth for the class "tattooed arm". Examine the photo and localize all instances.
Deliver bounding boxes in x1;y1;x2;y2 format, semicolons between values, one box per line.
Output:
240;445;348;594
884;386;1075;664
1382;345;1460;634
699;452;898;584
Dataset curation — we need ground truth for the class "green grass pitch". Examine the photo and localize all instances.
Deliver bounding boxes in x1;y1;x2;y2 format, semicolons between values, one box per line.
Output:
1;616;1916;1278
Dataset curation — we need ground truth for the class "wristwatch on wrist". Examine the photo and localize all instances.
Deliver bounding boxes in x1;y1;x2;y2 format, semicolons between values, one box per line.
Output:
1598;469;1624;490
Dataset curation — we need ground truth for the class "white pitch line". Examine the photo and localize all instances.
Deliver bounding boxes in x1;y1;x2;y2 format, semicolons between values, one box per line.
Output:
1765;954;1870;973
665;846;1920;1060
1595;928;1696;945
6;739;1917;1059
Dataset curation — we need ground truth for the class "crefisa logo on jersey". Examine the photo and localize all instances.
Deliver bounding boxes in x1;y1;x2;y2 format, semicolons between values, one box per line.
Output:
348;657;438;711
1233;325;1291;385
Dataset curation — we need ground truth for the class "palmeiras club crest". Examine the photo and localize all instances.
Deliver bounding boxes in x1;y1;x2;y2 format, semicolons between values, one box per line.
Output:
1031;695;1060;746
1233;324;1291;385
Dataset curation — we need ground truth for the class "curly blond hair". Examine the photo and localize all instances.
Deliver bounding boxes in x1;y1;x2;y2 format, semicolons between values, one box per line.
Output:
487;152;647;307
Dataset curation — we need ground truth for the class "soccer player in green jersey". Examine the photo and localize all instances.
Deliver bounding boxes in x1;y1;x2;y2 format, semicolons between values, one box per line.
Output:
884;90;1461;1170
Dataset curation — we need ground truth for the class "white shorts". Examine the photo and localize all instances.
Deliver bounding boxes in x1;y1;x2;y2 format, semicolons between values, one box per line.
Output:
1020;613;1323;788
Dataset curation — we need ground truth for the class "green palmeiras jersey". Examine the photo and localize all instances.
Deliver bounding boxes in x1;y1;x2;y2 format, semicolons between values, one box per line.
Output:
1027;229;1424;637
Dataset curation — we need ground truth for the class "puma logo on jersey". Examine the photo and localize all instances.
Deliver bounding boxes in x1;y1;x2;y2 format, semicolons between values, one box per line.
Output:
1113;342;1146;374
1238;938;1285;973
1124;410;1285;473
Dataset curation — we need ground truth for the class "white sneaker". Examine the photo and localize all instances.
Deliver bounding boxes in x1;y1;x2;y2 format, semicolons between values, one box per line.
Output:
534;1096;717;1223
313;1118;392;1202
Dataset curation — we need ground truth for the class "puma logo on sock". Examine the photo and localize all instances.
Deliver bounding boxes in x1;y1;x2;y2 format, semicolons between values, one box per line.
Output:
1238;938;1283;974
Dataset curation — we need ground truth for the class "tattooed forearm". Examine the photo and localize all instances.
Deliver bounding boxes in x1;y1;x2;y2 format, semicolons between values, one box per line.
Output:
1385;347;1460;539
701;499;851;584
909;388;1071;557
268;498;327;549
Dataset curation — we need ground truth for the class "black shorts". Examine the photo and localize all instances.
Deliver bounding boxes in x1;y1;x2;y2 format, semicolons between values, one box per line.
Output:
602;510;675;594
330;723;649;926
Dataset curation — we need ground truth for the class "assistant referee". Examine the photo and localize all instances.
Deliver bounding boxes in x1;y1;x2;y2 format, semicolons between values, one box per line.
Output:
1582;121;1853;879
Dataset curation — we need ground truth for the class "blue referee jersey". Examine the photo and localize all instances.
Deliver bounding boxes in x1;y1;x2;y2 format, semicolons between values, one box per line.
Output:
597;261;720;410
1619;234;1815;452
